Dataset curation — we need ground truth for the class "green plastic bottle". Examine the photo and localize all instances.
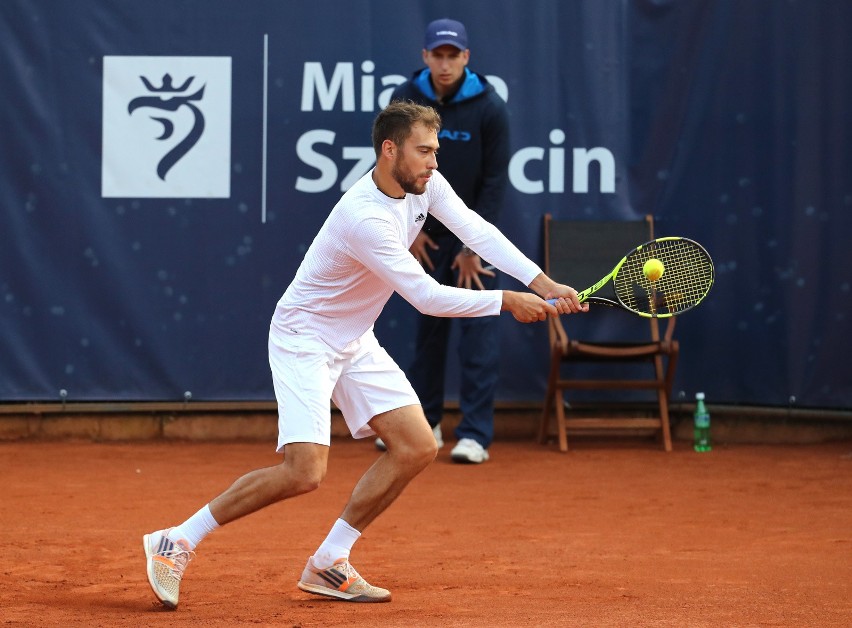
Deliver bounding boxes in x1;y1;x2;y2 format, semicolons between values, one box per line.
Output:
693;392;712;452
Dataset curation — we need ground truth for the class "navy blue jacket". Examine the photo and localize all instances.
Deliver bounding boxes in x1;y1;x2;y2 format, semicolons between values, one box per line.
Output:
391;68;510;239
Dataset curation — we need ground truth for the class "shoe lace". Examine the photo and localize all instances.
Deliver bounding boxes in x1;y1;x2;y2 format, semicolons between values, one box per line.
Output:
334;560;360;582
161;544;196;580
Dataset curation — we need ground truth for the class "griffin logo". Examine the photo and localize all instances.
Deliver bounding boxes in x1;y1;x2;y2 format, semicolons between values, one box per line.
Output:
128;73;206;181
102;56;231;198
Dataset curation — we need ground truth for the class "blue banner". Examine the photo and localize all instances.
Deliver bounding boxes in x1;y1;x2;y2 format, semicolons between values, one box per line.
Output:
1;0;850;408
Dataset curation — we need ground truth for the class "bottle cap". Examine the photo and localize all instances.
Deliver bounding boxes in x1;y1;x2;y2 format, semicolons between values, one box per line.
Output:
696;392;705;400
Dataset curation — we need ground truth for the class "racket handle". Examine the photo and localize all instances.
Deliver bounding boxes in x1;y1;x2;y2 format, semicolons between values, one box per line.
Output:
546;296;616;307
546;297;584;304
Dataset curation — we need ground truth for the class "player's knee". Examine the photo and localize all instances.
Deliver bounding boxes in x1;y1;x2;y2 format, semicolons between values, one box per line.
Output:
394;435;438;470
422;438;439;466
294;468;325;494
277;459;326;497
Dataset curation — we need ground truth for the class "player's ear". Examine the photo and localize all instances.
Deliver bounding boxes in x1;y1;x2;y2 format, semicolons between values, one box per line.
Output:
381;139;396;159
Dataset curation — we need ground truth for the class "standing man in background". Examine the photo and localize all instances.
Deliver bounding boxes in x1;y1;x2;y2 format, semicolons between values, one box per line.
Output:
377;18;511;464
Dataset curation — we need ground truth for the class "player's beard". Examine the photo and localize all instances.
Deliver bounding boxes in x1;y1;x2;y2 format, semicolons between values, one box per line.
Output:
391;154;430;195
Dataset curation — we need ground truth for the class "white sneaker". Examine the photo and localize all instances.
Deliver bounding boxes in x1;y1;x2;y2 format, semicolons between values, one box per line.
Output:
143;528;195;609
450;438;489;464
375;424;443;451
298;556;391;603
432;425;444;448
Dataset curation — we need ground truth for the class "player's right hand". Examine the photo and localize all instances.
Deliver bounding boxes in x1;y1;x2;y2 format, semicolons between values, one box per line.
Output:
500;291;557;323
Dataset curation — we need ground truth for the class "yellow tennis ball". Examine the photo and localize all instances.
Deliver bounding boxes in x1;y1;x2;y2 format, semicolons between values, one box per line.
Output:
643;258;664;281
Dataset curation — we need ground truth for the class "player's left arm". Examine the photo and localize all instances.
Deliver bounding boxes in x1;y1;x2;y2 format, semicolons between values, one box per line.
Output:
428;173;538;286
348;215;502;318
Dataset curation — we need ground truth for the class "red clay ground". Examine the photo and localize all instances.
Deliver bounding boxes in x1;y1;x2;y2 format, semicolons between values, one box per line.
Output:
1;438;850;627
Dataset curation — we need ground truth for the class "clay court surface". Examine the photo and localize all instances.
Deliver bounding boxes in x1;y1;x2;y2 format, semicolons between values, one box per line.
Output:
1;438;850;627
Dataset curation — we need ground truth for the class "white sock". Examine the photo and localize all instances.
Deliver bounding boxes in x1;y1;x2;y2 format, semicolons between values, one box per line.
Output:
312;518;361;569
169;504;220;550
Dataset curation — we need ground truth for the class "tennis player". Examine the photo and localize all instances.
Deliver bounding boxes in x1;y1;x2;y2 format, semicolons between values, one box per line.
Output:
143;100;587;608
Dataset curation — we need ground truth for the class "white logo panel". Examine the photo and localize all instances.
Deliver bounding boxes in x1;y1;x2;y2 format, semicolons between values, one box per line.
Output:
102;56;231;198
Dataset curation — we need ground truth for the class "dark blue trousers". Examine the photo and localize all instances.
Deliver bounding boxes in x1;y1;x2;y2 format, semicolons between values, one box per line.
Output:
406;234;500;448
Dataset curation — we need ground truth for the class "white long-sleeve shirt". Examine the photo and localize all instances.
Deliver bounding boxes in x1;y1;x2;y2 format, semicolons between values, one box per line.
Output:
272;169;542;352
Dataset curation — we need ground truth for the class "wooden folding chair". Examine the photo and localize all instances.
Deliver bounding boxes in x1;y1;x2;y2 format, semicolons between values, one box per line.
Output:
538;214;679;452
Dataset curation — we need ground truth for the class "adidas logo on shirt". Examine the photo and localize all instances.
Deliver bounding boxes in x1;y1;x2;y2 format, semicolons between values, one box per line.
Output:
415;213;425;223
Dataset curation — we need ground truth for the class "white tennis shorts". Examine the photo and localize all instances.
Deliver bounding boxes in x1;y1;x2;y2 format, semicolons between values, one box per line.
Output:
268;326;419;451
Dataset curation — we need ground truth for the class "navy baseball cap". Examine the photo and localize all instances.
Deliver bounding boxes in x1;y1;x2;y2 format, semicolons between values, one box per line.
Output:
424;18;468;51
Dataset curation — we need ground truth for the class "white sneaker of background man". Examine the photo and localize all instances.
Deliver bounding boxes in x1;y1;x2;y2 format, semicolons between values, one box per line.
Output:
450;438;489;464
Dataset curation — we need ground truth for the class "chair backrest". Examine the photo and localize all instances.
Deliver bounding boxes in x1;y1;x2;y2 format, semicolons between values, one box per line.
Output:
544;215;654;299
544;214;673;342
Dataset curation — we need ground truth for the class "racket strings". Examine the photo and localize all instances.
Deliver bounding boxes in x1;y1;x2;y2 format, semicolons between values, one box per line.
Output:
615;239;714;316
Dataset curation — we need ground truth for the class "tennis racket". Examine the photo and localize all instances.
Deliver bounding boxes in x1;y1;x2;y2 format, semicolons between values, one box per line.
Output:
547;237;714;318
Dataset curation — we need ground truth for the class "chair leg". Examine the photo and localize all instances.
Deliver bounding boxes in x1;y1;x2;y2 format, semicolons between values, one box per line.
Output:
665;347;680;401
658;387;673;452
539;350;560;445
539;383;553;445
661;350;679;452
653;354;673;452
554;389;568;452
